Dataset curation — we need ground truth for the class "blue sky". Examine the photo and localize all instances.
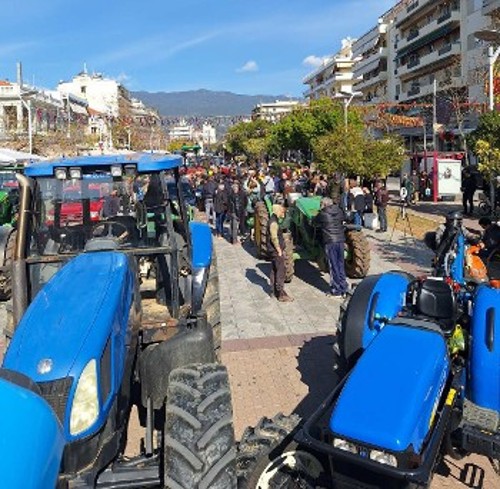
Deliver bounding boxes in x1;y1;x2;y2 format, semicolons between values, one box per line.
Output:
1;0;396;97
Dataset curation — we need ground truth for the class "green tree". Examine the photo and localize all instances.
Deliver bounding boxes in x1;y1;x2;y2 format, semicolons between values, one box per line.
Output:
272;98;362;158
467;110;500;150
314;125;404;178
475;139;500;179
225;119;273;158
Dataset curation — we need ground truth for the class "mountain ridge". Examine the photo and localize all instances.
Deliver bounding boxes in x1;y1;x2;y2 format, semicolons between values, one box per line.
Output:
131;89;295;117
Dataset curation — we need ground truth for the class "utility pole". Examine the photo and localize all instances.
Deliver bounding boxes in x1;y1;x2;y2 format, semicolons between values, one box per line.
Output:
432;79;438;203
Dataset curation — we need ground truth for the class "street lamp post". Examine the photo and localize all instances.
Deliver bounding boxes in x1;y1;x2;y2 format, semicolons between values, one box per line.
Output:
474;30;500;216
474;30;500;110
334;90;363;129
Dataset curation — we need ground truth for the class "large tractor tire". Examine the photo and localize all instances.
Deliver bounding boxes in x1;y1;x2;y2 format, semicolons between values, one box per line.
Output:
254;201;269;260
203;253;222;361
0;229;16;301
344;230;370;279
283;232;295;283
164;363;237;489
237;413;327;488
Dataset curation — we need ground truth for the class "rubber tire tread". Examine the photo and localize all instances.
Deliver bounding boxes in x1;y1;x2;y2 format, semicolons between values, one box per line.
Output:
344;230;370;279
202;252;221;361
0;229;16;301
164;363;236;489
237;413;302;488
283;232;295;283
254;201;270;260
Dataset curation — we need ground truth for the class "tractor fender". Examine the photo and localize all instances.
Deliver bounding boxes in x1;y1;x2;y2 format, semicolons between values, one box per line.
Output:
189;221;212;315
339;271;412;367
0;225;14;266
0;375;64;488
469;284;500;413
331;324;451;454
138;314;216;410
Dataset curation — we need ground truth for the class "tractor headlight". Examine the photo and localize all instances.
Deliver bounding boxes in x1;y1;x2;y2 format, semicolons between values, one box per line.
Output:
111;165;123;177
70;359;99;436
333;437;357;454
370;450;398;467
69;167;82;180
55;167;68;180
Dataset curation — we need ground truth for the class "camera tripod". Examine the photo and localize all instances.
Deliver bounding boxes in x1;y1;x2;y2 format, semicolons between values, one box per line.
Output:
389;201;414;242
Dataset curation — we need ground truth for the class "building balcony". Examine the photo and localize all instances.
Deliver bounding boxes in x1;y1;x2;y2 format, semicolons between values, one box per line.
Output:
354;72;388;91
400;75;462;102
354;47;388;75
397;9;460;54
396;0;434;27
398;42;461;80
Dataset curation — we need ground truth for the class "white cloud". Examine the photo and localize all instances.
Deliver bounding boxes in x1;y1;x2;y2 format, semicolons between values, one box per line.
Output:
302;55;329;68
237;60;259;73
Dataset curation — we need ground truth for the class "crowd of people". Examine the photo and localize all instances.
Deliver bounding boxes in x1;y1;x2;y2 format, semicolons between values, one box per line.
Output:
182;163;391;245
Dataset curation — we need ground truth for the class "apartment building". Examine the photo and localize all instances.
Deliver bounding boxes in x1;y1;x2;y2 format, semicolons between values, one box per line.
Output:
251;100;301;122
303;39;360;99
352;19;391;103
58;71;131;118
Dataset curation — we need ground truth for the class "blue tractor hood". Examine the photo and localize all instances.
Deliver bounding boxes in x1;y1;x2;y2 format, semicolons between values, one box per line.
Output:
4;252;132;383
330;324;450;453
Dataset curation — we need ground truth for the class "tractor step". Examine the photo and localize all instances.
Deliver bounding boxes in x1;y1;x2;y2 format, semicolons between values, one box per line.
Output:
95;455;160;488
461;424;500;460
463;399;499;433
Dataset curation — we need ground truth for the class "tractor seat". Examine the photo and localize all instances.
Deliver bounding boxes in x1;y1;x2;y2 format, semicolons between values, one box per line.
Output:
415;279;457;334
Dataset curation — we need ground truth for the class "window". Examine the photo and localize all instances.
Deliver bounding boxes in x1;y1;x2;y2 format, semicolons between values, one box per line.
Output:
81;86;86;95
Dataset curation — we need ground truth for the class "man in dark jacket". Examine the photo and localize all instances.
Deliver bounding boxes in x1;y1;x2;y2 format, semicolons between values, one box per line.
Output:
267;203;293;302
314;197;348;297
202;175;217;226
228;182;246;244
214;182;228;238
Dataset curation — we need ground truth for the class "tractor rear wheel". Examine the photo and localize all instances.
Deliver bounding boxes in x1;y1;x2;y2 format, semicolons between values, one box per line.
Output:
0;229;16;301
344;230;370;279
163;363;236;489
203;253;222;361
254;202;269;259
283;232;295;283
237;413;327;489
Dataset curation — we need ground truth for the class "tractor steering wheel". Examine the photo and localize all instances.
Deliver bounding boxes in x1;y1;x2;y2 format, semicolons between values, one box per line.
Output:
92;221;130;242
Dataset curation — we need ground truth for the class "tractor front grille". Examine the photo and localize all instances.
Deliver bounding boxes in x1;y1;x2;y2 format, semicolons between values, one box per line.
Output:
37;377;73;423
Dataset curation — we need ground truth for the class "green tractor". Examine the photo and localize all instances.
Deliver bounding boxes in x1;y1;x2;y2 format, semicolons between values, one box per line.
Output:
0;163;23;300
254;195;370;281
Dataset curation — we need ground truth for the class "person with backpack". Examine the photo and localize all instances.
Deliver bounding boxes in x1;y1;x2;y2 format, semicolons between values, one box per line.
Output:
375;182;389;232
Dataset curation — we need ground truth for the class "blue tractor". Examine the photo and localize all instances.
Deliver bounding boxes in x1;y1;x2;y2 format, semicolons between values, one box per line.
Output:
0;153;236;488
238;270;500;488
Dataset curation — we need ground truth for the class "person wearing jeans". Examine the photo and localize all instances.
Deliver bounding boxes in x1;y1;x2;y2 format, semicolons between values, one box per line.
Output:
202;176;217;226
214;183;228;238
314;197;348;297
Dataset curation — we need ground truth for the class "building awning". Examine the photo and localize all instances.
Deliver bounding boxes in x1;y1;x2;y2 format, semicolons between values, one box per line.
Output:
396;24;457;59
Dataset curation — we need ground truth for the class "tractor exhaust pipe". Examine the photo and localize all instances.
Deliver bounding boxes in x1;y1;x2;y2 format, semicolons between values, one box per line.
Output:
12;173;31;325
